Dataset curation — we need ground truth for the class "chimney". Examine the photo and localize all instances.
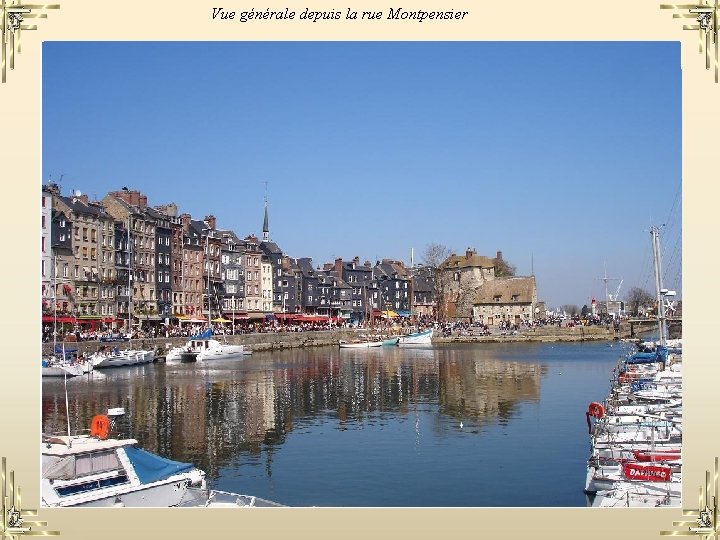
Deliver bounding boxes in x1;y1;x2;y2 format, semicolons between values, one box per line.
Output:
323;263;334;271
335;257;343;276
496;250;503;261
466;248;475;259
112;188;147;208
353;256;360;268
364;260;371;268
204;215;217;230
180;213;192;234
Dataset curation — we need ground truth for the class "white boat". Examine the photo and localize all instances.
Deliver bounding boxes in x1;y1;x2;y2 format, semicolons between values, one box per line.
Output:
339;340;384;348
42;408;282;508
177;488;284;507
166;329;250;363
591;483;681;507
397;328;433;345
586;462;681;493
196;339;251;361
41;362;85;378
41;410;205;507
90;347;153;369
165;344;198;363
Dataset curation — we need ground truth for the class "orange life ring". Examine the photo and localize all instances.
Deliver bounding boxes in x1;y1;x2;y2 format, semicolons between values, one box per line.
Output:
90;414;111;440
587;402;605;419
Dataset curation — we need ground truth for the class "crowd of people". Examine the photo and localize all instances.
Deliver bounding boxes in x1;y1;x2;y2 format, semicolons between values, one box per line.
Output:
43;312;623;343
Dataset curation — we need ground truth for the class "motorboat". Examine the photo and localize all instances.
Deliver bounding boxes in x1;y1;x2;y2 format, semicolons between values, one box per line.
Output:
166;329;250;362
397;328;433;345
196;339;251;361
165;344;199;363
41;408;282;508
41;409;205;507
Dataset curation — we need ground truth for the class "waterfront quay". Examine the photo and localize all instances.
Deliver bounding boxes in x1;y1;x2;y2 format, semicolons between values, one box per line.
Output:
41;325;629;357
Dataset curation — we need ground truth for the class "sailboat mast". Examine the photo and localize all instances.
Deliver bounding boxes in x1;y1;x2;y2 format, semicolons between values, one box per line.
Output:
206;233;211;327
650;226;667;347
128;217;132;334
53;254;57;351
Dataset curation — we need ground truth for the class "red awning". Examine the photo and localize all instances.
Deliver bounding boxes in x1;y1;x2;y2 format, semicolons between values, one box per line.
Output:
42;315;77;324
275;313;301;320
296;315;329;323
222;313;250;320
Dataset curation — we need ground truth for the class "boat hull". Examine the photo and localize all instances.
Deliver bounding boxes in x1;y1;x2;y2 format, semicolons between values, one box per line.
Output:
339;341;384;349
397;329;433;345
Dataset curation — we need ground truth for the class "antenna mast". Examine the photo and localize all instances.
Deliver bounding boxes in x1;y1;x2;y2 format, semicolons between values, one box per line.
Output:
596;262;621;318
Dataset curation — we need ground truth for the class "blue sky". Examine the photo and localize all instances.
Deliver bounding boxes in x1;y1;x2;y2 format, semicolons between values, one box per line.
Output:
42;42;682;308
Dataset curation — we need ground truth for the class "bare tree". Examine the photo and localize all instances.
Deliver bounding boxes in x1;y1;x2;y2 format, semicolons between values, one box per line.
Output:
625;287;654;316
421;243;452;269
560;304;580;316
421;243;452;321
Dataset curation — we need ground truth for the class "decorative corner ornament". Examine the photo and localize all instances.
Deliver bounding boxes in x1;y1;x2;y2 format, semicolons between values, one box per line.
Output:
1;457;59;539
0;0;59;84
661;457;719;538
661;0;719;83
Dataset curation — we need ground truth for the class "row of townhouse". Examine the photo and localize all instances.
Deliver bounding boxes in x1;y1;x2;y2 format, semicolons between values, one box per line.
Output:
41;184;541;330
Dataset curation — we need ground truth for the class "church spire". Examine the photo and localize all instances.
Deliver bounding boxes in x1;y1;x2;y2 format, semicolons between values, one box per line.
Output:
262;197;269;242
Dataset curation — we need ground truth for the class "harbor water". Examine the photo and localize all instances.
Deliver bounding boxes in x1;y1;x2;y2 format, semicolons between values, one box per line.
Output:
41;341;629;507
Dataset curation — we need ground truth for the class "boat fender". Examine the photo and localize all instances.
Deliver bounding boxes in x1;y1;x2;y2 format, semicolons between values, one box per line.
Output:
587;402;605;419
90;414;111;440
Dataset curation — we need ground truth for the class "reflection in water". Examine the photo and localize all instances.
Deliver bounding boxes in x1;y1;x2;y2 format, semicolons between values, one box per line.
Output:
42;345;547;482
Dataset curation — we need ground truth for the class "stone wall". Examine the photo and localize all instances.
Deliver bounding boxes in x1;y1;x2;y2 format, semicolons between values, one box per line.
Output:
42;329;365;357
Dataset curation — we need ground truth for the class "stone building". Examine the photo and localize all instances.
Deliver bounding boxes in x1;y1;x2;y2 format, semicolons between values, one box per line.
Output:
102;189;157;328
55;190;116;327
438;248;496;321
472;276;538;327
